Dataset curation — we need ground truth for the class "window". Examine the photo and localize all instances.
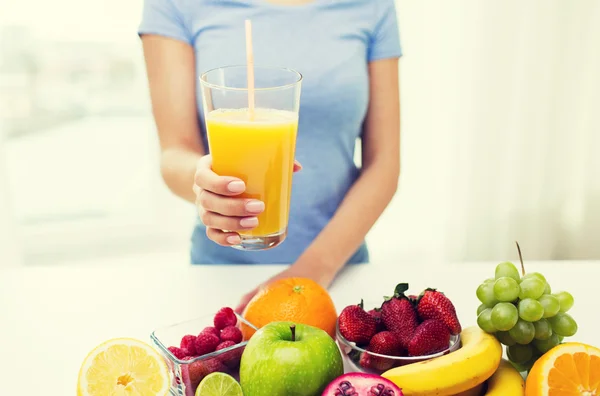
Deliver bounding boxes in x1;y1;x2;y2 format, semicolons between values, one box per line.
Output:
1;0;194;264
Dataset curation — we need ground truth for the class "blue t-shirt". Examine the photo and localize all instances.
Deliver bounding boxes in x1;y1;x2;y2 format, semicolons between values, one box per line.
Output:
138;0;402;264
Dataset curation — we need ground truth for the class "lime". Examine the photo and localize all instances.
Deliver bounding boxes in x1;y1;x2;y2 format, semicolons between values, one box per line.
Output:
195;372;243;396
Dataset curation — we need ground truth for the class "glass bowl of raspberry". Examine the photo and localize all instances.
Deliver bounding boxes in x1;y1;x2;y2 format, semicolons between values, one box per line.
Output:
151;307;258;396
336;299;462;375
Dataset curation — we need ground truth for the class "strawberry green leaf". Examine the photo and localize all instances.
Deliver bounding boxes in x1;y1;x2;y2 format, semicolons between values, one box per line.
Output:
394;283;409;297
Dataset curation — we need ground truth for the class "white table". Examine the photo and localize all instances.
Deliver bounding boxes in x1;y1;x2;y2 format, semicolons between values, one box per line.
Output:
1;259;597;395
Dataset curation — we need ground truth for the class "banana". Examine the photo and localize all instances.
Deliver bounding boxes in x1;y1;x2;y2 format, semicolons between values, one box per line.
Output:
484;359;525;395
381;326;502;396
452;381;486;396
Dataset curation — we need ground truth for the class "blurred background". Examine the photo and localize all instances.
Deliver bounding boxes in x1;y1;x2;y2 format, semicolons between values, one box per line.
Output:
1;0;599;267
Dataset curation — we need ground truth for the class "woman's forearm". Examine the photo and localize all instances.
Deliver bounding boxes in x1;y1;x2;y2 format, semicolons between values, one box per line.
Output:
295;159;400;284
160;147;202;203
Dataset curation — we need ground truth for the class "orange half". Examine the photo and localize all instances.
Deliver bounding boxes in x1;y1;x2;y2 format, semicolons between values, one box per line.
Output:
525;342;600;396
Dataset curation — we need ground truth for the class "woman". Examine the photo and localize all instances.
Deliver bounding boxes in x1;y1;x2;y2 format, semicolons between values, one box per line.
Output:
138;0;401;311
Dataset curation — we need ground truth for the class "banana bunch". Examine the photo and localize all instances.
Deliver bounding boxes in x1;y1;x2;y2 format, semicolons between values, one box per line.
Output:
454;359;525;396
381;326;525;396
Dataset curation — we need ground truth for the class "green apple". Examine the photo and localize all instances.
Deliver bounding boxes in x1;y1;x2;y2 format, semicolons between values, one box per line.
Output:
239;321;343;396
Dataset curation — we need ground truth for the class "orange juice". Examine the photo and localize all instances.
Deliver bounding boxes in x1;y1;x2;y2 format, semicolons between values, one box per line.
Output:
206;107;298;238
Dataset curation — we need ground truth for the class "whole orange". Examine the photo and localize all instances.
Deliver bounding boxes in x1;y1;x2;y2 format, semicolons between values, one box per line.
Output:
241;277;338;339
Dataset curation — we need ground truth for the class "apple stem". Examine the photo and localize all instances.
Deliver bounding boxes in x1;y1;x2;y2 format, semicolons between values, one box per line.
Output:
290;325;296;342
516;241;526;276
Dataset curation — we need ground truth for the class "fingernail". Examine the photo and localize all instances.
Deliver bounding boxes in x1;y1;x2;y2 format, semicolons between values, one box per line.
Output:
245;200;265;213
240;217;258;228
228;181;245;193
226;235;241;245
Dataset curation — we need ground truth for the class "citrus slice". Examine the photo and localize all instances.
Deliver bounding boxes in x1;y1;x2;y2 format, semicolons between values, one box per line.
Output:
195;372;243;396
525;342;600;396
77;337;170;396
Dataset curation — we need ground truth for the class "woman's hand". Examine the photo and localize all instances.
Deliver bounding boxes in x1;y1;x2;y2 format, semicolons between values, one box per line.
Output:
193;155;263;246
193;155;302;246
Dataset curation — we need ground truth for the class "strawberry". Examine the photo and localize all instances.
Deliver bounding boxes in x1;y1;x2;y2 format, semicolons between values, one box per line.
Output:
366;331;404;371
416;288;462;335
407;319;451;356
338;300;378;345
380;283;419;349
368;331;403;356
358;352;373;370
367;308;385;332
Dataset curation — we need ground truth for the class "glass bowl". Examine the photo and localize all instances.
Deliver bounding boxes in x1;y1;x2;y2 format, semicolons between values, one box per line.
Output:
151;310;258;396
336;304;462;375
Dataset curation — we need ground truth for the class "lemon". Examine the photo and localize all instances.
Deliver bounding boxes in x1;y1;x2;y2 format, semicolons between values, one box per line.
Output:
77;337;170;396
195;372;243;396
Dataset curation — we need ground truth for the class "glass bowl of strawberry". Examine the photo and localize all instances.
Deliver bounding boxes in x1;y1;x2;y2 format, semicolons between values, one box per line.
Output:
336;285;463;375
151;307;258;396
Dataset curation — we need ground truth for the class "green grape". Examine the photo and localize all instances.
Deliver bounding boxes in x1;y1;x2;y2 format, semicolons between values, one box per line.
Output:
518;298;544;322
484;278;495;284
496;331;516;346
491;303;519;331
510;360;532;373
507;344;533;364
558;335;564;343
533;333;560;353
539;294;561;318
495;262;521;282
508;319;536;344
553;291;574;312
548;312;578;337
477;308;497;333
518;278;545;300
494;277;520;302
476;282;498;306
543;282;552;295
533;318;553;340
477;303;487;316
523;272;547;284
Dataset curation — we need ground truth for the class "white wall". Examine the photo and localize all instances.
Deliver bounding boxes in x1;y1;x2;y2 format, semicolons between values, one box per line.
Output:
366;0;600;264
0;127;22;267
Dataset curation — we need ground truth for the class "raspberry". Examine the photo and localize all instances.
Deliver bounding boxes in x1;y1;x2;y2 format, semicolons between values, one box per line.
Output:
180;334;197;355
167;346;188;360
216;340;236;350
199;326;220;339
216;341;242;368
195;333;220;356
181;357;207;389
204;357;228;374
219;326;243;344
213;307;237;330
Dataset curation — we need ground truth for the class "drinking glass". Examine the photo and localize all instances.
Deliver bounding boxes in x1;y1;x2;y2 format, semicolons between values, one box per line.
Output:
199;65;302;250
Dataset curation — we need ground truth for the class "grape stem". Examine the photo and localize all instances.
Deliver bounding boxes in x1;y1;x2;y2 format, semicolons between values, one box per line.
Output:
516;241;526;276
